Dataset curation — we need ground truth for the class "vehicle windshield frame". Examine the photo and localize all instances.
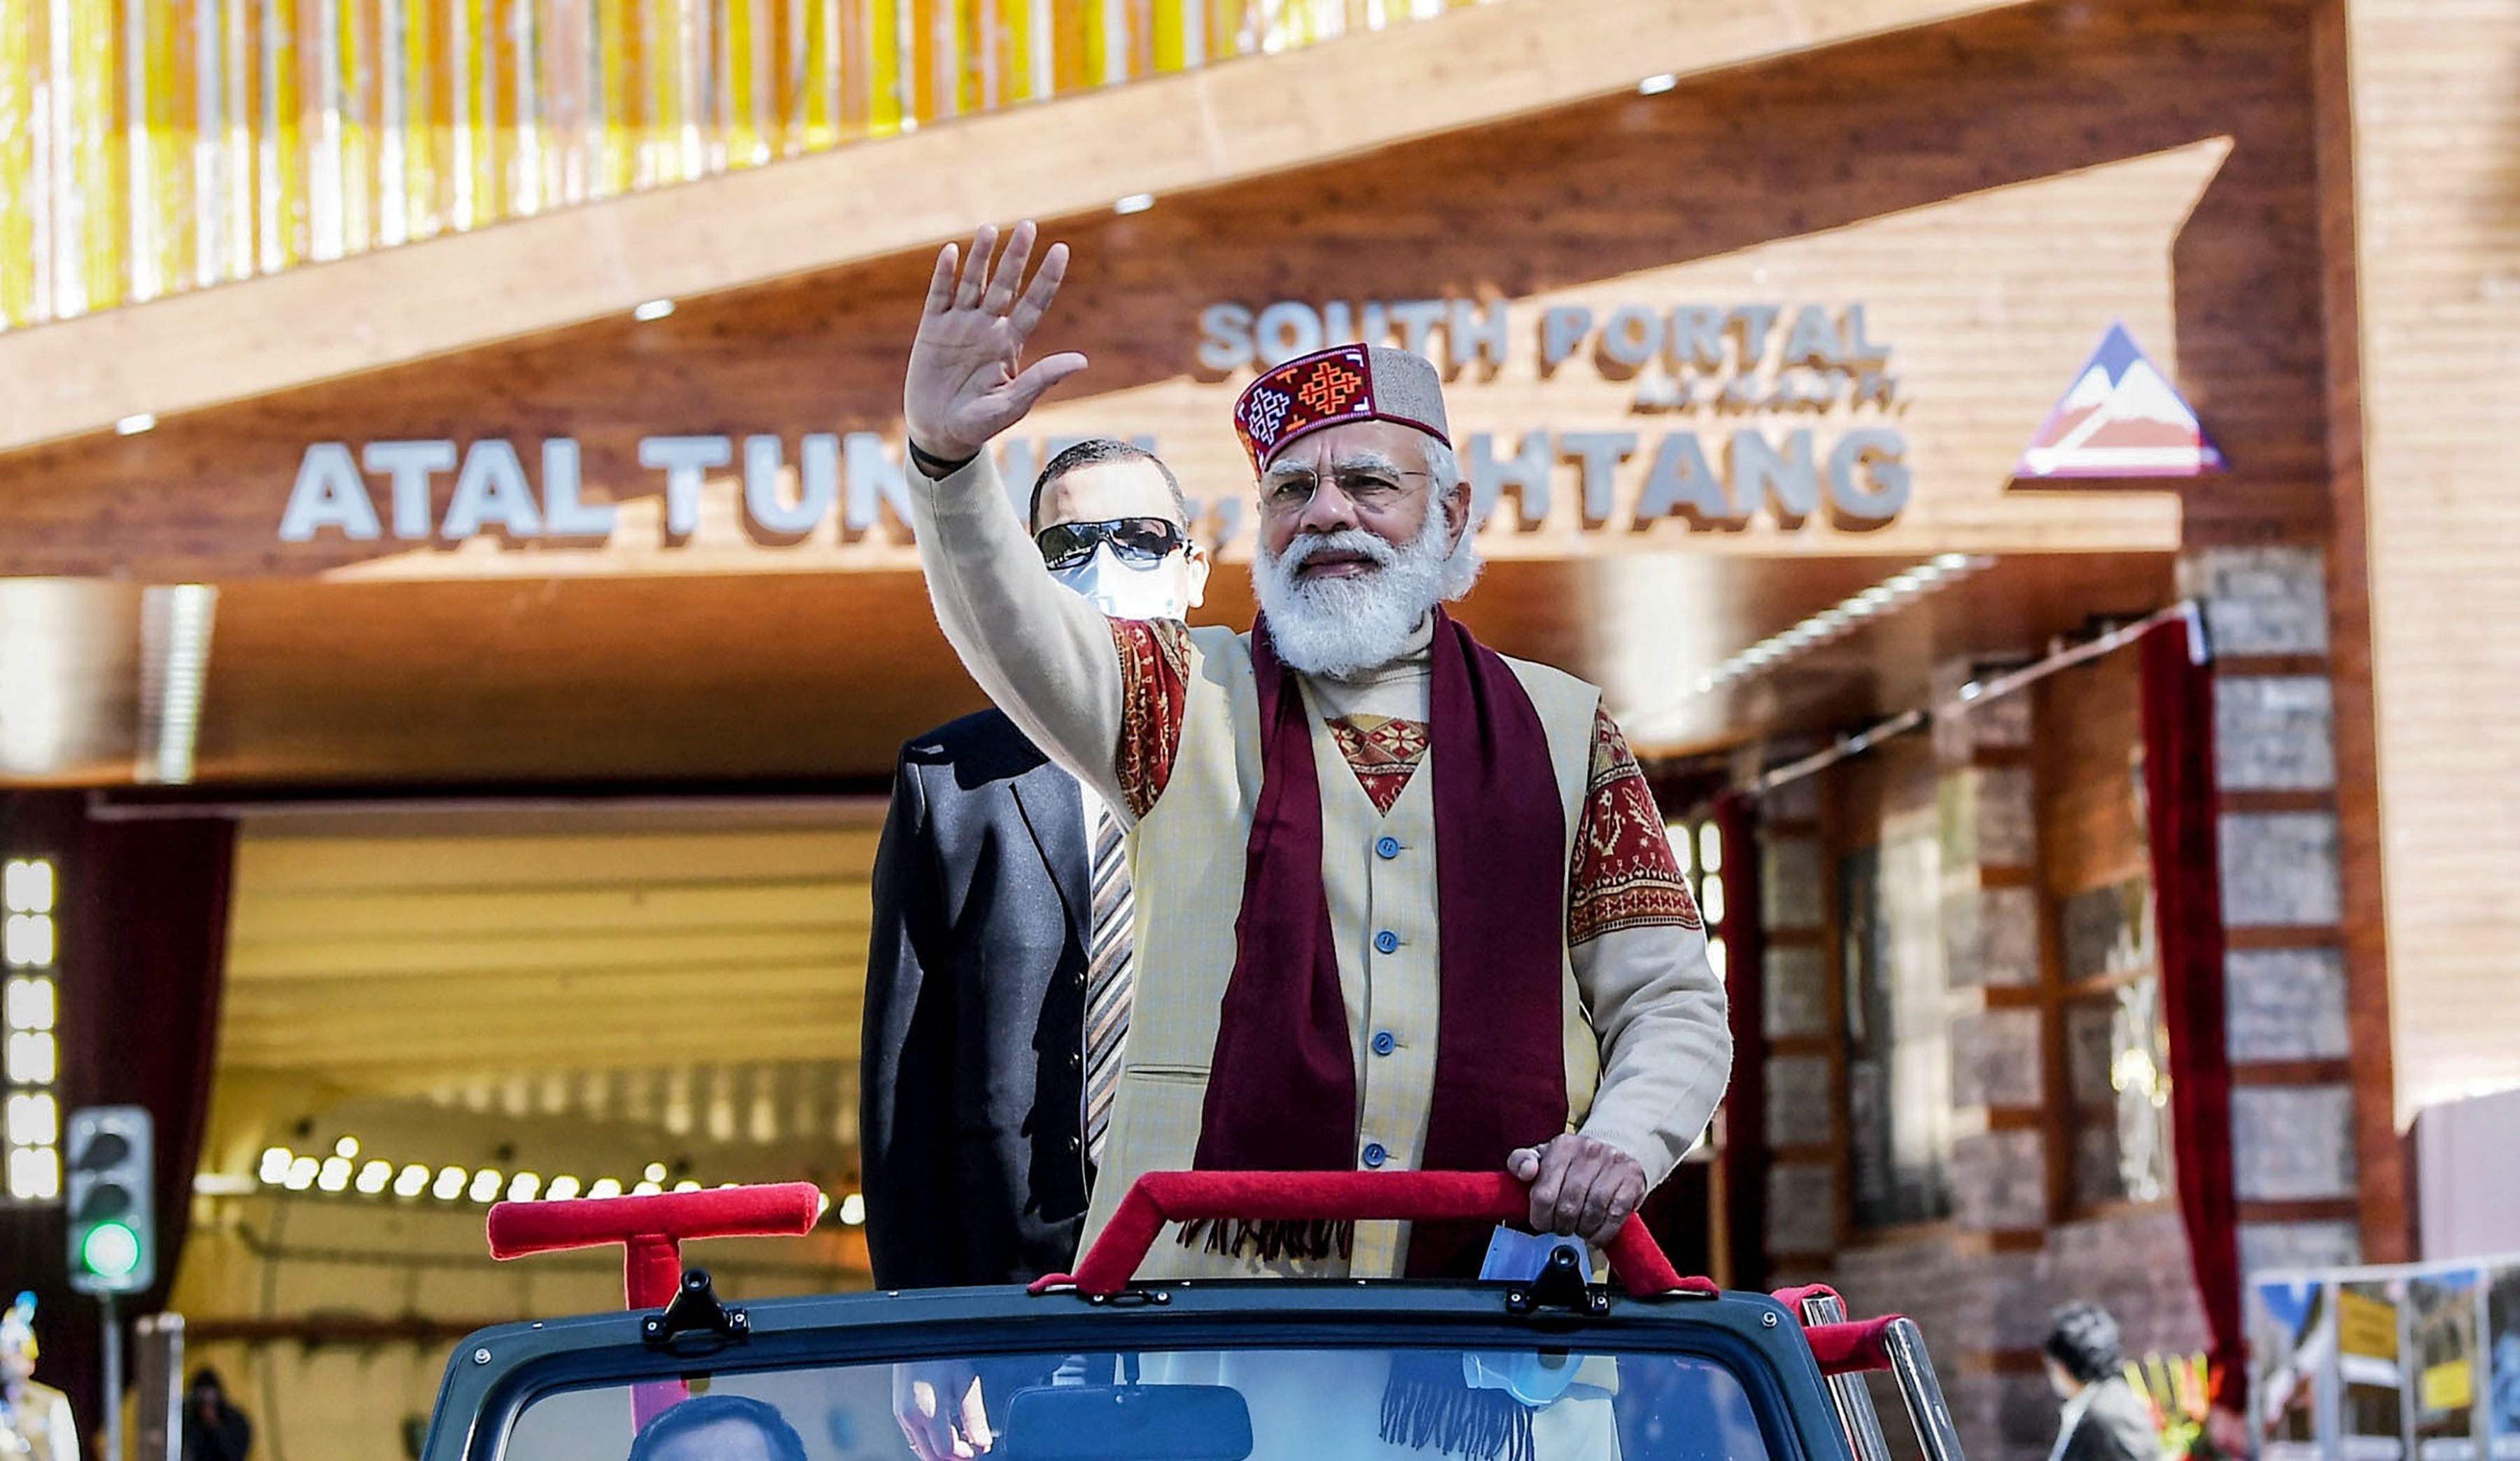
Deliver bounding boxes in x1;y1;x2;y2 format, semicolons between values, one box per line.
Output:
426;1280;1843;1461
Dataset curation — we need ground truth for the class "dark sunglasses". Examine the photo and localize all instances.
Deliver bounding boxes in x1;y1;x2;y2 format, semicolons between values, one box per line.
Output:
1034;517;1186;571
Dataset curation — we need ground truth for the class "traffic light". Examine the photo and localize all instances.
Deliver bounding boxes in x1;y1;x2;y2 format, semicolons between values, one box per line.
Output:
66;1107;152;1296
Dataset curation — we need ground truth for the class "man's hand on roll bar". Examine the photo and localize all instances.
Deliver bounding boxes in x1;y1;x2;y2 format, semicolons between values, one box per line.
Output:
1508;1134;1648;1247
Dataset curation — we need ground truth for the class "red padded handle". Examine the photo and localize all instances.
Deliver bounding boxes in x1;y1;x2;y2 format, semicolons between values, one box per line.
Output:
1030;1170;1715;1298
486;1182;824;1431
1770;1284;1907;1376
488;1182;823;1260
487;1182;824;1307
1803;1317;1901;1374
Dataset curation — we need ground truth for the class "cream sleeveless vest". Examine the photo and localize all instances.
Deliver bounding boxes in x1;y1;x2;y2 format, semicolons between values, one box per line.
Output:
1084;625;1605;1279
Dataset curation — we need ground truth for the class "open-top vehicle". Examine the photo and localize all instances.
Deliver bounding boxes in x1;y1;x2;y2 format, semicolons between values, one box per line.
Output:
421;1173;1961;1461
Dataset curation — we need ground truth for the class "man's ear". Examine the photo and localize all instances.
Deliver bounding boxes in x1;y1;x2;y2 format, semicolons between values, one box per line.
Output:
1443;479;1474;545
1183;540;1212;610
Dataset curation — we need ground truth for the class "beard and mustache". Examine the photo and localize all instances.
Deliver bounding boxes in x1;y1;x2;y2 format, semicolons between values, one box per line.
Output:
1251;503;1484;679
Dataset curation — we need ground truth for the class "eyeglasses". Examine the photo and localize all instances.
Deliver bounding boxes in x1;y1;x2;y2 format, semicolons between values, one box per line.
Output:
1259;466;1432;517
1034;517;1187;571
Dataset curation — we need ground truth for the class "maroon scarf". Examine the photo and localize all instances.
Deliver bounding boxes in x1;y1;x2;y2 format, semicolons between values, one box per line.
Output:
1185;608;1569;1278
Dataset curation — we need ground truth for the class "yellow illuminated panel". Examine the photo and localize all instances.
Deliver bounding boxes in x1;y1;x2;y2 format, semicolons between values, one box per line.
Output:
0;0;1492;333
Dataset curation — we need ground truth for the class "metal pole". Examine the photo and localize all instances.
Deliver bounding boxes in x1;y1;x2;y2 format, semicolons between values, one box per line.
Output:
1885;1317;1968;1461
1799;1292;1896;1461
100;1294;122;1461
1752;600;2201;795
135;1313;183;1461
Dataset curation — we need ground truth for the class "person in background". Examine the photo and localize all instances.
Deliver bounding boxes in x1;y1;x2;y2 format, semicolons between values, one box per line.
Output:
862;437;1210;1290
0;1294;74;1461
182;1367;254;1461
862;437;1209;1461
2043;1302;2163;1461
625;1394;809;1461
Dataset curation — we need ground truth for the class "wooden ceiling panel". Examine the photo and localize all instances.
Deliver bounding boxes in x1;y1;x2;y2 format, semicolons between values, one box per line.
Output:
219;812;876;1099
227;928;862;981
194;574;982;785
220;1014;863;1070
226;880;865;942
117;550;2188;786
232;824;878;887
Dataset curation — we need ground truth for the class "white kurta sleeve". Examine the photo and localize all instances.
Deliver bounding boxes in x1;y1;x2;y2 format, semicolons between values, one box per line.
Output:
909;451;1133;818
1561;706;1735;1190
1572;923;1734;1191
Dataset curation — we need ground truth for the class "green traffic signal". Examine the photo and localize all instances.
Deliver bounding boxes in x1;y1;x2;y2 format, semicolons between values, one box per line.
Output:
66;1108;154;1295
76;1220;140;1282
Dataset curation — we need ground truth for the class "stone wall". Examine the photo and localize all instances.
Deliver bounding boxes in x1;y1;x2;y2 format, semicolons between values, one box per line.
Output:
1830;1210;2208;1461
2180;546;2371;1274
1735;554;2380;1461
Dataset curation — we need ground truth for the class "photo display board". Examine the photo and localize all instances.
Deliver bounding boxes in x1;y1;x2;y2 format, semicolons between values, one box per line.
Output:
2251;1255;2520;1461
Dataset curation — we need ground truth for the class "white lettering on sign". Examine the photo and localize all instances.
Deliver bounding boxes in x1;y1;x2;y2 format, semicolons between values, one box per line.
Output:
279;444;381;541
275;433;1169;545
1196;298;1891;377
1200;295;1910;533
1461;426;1913;532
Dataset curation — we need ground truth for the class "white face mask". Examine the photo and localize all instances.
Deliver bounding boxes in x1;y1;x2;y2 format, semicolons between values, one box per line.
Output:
1049;543;1191;621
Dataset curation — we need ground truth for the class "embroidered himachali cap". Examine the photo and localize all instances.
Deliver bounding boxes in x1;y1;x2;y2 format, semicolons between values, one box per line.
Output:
1231;343;1452;473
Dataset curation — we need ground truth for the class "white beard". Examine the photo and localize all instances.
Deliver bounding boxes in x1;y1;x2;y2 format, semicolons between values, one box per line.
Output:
1251;505;1484;679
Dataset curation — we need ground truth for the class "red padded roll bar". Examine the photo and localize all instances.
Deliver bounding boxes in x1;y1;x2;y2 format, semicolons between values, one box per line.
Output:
487;1182;824;1308
1029;1170;1718;1298
486;1182;825;1429
1774;1284;1906;1377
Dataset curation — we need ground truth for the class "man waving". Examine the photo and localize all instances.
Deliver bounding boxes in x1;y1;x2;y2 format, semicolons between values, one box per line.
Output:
899;221;1732;1283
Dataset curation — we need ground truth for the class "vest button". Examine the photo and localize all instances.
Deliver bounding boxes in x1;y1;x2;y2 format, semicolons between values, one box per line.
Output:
1373;930;1399;954
1361;1143;1388;1169
1371;1031;1397;1056
1375;836;1401;860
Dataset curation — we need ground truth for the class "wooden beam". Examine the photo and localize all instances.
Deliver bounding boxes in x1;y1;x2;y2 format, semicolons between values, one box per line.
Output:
217;1033;862;1069
220;1021;864;1068
227;881;871;941
0;0;2031;456
220;963;867;1009
234;828;876;890
275;1056;862;1094
223;928;861;981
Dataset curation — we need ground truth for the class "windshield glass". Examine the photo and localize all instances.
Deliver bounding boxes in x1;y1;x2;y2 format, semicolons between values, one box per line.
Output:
504;1345;1773;1461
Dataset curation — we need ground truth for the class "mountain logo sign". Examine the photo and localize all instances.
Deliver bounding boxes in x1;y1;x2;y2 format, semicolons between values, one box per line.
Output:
2015;322;2226;479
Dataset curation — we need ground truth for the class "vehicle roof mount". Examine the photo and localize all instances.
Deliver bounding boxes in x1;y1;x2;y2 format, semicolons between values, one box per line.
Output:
642;1268;749;1348
1504;1244;1608;1317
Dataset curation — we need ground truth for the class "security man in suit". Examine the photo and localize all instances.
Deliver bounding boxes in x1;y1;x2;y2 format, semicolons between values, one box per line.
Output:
863;438;1208;1461
863;435;1208;1283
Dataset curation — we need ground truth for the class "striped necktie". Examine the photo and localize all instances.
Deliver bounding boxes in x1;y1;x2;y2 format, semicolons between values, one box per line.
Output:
1082;795;1135;1170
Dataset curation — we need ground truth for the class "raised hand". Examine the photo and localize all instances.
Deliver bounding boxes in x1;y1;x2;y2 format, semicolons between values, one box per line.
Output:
904;221;1089;464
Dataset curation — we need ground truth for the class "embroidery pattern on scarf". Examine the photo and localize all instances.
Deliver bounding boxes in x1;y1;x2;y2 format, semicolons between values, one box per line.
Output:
1109;617;1191;818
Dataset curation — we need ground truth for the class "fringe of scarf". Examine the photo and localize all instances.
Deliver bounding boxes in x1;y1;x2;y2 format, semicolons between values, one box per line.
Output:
1378;1353;1538;1461
1172;1217;1356;1263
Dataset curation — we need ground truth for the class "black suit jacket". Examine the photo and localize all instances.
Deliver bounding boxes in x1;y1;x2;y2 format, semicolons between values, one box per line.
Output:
862;708;1095;1288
